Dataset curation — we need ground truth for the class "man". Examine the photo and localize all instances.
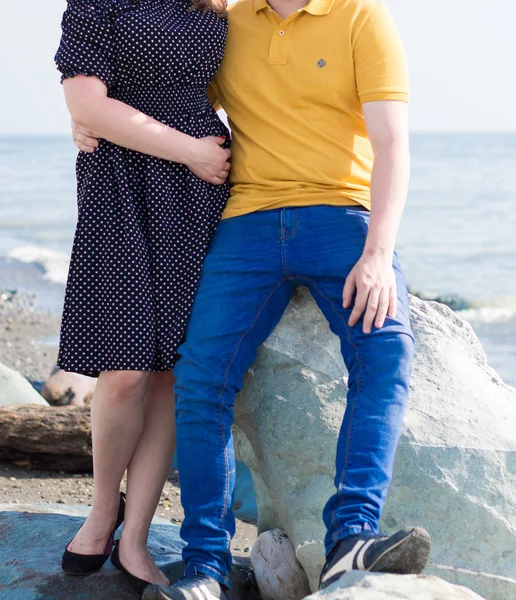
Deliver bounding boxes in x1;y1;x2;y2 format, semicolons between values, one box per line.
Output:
76;0;431;597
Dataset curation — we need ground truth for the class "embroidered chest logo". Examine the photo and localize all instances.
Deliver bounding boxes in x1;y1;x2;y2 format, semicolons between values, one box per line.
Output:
317;59;327;68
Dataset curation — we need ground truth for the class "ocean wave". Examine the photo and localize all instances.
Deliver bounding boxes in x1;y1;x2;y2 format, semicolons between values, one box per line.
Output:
458;302;516;325
8;245;70;285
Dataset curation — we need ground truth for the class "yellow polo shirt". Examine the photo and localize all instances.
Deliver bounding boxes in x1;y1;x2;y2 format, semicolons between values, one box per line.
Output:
210;0;409;219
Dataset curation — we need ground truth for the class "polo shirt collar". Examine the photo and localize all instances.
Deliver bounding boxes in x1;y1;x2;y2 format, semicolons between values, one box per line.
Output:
303;0;335;16
254;0;269;11
253;0;335;15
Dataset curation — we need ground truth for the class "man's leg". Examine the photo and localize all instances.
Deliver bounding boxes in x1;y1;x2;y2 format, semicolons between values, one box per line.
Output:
287;206;429;586
171;212;296;587
312;256;413;548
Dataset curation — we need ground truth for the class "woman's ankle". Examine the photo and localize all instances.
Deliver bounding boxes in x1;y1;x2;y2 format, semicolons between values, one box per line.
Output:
90;491;122;516
119;529;150;552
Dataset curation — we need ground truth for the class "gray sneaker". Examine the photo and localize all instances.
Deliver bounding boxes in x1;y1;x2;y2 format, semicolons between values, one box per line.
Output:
319;527;431;590
143;574;230;600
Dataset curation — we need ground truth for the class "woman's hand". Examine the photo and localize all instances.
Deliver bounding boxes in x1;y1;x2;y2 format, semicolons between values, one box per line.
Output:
71;122;231;186
185;136;231;185
72;122;99;153
343;250;398;334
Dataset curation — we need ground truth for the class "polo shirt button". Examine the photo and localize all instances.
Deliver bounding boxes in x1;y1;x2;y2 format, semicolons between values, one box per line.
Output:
279;30;285;35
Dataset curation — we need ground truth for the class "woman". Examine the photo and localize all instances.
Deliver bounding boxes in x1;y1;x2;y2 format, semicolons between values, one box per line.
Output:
54;0;230;594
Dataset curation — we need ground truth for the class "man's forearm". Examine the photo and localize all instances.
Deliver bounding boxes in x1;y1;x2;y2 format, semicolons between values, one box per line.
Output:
364;140;410;257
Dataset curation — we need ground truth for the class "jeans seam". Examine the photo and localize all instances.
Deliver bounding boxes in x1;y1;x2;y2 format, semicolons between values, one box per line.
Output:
216;278;288;543
283;209;299;240
300;277;364;538
281;241;289;275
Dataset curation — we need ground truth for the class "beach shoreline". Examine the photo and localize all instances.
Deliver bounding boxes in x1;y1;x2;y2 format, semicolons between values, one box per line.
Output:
0;288;60;384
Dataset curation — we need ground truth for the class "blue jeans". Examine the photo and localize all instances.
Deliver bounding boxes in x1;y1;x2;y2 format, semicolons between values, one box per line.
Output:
174;206;414;587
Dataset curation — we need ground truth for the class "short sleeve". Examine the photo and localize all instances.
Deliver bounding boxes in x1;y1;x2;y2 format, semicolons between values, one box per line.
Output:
54;0;116;88
353;1;409;104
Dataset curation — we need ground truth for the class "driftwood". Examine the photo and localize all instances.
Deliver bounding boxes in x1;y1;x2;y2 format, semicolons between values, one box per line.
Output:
0;405;93;472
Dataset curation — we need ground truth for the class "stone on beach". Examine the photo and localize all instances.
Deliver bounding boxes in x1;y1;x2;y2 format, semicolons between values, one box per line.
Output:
234;288;516;599
251;529;311;600
0;360;49;406
41;367;97;407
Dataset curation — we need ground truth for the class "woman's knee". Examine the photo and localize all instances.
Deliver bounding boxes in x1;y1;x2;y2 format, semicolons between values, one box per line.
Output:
98;370;150;398
149;370;175;389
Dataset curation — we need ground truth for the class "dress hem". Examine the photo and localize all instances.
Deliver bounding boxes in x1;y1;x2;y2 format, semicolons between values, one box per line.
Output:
56;359;179;379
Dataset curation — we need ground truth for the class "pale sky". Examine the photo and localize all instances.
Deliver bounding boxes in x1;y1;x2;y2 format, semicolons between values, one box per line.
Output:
1;0;515;135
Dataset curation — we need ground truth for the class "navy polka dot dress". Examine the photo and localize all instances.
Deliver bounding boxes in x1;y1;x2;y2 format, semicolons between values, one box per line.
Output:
55;0;230;377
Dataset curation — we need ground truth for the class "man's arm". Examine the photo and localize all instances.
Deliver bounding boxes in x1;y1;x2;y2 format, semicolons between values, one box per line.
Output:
343;100;410;334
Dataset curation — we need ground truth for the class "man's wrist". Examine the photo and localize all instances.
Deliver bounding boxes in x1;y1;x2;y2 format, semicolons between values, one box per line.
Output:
362;244;394;259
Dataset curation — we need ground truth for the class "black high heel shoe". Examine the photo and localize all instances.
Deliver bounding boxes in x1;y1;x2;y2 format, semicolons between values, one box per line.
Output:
62;491;126;575
111;540;152;598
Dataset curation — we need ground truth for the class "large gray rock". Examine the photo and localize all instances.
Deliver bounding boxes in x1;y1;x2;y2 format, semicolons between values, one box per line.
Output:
0;504;254;599
307;571;485;599
0;361;49;406
233;289;516;599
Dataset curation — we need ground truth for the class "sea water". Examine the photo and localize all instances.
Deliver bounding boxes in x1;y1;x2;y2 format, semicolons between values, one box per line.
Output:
0;134;514;385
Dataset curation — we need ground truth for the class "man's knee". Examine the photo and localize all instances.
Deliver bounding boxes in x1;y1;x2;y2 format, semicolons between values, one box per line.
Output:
380;332;415;386
174;345;232;414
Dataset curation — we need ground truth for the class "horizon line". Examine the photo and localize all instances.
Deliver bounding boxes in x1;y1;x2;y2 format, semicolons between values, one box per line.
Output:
1;130;516;138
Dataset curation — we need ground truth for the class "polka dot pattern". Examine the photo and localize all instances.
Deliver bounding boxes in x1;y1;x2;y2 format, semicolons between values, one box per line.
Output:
55;0;230;377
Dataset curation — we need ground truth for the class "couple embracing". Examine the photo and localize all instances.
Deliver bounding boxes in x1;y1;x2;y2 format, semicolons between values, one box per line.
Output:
55;0;430;597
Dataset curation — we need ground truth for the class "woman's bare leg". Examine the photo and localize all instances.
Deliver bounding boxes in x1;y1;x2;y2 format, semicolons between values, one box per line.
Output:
119;371;176;584
68;370;150;554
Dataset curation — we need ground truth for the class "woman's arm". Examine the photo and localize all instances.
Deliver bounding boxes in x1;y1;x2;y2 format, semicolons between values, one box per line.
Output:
64;75;231;185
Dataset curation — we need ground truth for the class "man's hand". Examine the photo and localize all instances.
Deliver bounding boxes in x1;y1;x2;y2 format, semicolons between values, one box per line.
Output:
72;122;99;153
343;250;398;334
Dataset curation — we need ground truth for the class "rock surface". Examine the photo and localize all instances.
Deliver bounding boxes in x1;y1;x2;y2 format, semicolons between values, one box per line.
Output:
307;571;485;599
0;361;49;407
0;504;255;599
234;289;516;599
41;368;97;407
